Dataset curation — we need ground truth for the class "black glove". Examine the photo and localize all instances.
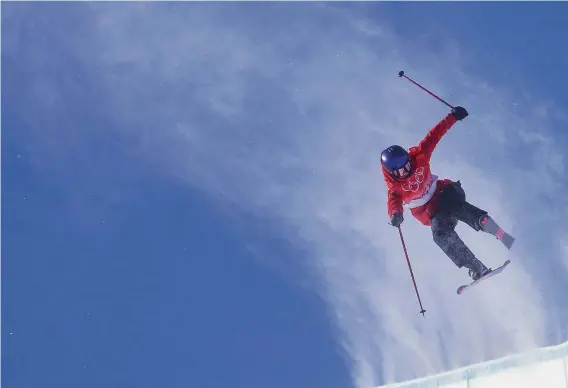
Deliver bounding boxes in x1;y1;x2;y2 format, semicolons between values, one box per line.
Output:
390;212;403;227
451;106;468;121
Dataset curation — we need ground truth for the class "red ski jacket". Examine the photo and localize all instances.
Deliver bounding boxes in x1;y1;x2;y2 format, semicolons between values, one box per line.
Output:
382;113;458;226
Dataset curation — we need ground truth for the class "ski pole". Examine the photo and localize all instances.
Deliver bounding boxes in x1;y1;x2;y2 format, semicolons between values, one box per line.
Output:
397;225;427;317
398;70;454;109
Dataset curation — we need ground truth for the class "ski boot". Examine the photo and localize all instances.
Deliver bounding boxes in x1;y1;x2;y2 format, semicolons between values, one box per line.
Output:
464;259;492;281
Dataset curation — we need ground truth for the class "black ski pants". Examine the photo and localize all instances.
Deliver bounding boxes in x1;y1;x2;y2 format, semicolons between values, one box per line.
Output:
430;181;488;268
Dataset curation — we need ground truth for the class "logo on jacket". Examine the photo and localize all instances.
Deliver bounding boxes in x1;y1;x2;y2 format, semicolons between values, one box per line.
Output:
401;167;425;192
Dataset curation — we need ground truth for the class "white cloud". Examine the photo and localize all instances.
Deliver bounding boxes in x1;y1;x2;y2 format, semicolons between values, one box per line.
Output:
5;3;568;387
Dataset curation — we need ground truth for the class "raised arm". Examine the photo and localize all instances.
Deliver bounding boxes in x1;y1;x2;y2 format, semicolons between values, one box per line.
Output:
416;107;468;160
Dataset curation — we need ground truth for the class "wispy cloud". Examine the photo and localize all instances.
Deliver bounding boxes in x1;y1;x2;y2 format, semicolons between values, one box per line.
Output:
4;3;568;387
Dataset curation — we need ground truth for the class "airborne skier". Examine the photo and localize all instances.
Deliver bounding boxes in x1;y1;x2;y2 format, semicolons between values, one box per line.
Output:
380;106;514;281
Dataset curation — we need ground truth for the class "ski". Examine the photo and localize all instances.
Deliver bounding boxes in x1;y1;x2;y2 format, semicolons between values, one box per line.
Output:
496;229;515;250
457;259;511;295
480;216;515;250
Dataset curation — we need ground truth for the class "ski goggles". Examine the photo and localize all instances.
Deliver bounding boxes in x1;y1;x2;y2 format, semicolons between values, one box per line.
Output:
390;161;412;178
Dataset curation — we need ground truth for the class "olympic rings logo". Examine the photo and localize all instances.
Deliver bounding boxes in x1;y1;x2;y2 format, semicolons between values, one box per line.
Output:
401;167;425;192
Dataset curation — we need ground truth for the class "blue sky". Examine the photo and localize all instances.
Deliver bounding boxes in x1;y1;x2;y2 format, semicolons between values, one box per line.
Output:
2;3;568;388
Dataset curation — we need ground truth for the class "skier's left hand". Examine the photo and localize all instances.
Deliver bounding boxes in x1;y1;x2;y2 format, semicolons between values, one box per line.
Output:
451;106;468;121
390;212;404;227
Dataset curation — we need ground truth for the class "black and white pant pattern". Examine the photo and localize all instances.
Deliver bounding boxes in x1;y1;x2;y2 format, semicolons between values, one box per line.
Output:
430;181;488;270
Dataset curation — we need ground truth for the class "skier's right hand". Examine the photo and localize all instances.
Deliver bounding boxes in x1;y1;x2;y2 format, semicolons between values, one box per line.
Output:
451;106;468;121
390;212;404;227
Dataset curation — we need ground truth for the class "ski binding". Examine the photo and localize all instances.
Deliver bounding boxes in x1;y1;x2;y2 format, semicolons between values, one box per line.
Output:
457;259;511;295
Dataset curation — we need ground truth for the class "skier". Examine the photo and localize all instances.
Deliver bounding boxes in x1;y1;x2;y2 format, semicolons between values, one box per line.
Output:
380;106;514;281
